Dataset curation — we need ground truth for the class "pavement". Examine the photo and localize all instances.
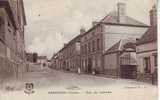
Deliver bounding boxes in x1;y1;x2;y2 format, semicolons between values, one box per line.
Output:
0;67;158;100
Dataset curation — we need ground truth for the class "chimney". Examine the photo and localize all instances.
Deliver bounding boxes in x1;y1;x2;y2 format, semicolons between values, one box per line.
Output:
117;2;126;23
80;27;86;35
150;5;157;26
64;43;67;47
92;21;98;26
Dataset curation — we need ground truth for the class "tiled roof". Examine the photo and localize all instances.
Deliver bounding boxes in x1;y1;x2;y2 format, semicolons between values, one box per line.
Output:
136;25;157;45
106;40;121;53
105;39;136;54
62;34;81;51
100;11;148;26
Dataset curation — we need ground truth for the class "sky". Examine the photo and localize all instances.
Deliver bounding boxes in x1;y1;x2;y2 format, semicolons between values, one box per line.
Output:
23;0;156;59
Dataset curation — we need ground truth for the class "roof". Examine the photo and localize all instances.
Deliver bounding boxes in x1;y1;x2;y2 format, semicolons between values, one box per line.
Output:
106;40;121;53
136;25;157;45
81;11;149;37
59;34;81;52
105;39;136;54
100;11;148;26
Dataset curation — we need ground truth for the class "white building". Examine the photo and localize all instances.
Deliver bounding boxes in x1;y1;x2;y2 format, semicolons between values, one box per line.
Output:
102;3;149;75
136;6;157;84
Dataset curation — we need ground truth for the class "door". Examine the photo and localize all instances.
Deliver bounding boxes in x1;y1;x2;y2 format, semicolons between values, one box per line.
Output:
144;57;151;73
63;61;66;70
88;58;92;73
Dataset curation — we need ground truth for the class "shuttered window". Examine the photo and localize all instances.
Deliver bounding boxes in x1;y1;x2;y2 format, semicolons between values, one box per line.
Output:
0;17;5;43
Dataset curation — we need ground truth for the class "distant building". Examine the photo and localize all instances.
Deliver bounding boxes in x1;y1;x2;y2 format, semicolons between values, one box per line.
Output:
50;53;58;69
52;35;81;72
37;56;48;67
26;53;34;62
136;6;157;84
26;52;38;63
0;0;27;79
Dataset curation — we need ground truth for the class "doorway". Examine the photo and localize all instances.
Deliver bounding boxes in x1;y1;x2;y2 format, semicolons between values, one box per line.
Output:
144;57;151;73
88;58;92;73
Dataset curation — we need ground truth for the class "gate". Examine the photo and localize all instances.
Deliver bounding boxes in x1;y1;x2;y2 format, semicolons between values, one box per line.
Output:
120;52;137;79
120;65;137;79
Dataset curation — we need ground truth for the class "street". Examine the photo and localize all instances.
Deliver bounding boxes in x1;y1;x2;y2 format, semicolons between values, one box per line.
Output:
0;67;158;100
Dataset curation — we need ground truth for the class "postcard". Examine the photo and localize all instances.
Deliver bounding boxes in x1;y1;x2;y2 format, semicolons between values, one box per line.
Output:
0;0;158;100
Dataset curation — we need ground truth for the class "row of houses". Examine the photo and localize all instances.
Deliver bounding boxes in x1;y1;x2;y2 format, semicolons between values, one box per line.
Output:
0;0;27;79
51;3;157;84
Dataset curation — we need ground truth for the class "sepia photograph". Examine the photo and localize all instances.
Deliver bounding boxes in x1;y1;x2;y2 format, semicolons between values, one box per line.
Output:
0;0;158;100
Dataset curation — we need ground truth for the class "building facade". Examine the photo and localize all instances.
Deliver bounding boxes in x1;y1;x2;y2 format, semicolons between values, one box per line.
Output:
80;24;103;74
80;2;148;74
0;0;27;79
51;35;81;72
136;6;157;84
37;56;48;67
26;53;34;63
51;2;153;80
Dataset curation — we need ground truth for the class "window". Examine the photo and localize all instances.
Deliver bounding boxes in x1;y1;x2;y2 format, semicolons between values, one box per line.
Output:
88;42;91;53
92;31;95;36
92;40;95;52
144;57;151;73
0;17;5;43
97;39;100;50
81;46;83;54
154;54;157;66
85;44;87;54
85;37;87;40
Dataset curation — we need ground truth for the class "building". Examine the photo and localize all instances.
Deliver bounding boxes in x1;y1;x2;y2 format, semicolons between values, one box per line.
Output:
136;6;157;84
80;2;148;74
50;53;57;69
51;53;60;70
104;39;137;78
0;0;27;79
26;52;38;63
26;53;34;63
51;2;150;78
37;56;48;67
51;35;81;72
50;54;56;69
